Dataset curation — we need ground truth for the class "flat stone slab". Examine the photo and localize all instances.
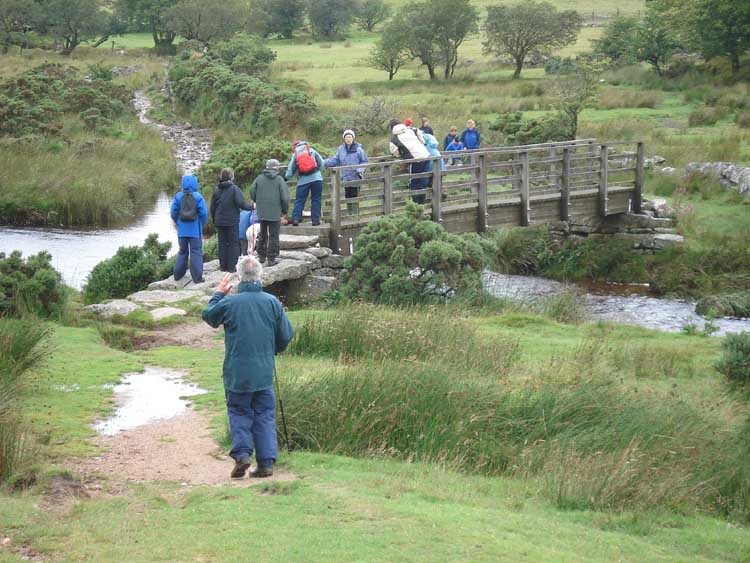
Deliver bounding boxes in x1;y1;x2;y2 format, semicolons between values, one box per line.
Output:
128;289;204;305
84;299;140;318
654;234;685;249
302;246;332;258
149;276;193;290
280;250;319;265
280;234;319;250
151;307;187;321
320;254;345;269
263;259;313;285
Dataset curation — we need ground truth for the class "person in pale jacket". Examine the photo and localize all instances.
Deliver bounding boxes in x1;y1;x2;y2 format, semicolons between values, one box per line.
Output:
325;129;369;216
389;120;430;204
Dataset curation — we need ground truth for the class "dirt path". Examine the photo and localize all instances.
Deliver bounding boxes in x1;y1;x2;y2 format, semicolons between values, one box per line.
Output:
69;407;295;487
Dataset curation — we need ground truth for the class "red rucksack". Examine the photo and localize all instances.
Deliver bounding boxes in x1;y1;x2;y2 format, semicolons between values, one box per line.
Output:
295;143;318;175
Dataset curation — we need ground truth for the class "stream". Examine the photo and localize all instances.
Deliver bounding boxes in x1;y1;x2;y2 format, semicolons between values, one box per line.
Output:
0;91;212;289
483;272;750;336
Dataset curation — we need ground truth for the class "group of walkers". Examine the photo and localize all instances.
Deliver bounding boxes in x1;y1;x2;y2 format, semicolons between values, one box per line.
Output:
169;119;480;283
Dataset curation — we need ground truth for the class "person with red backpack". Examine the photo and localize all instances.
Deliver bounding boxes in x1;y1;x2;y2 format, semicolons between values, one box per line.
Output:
285;140;325;226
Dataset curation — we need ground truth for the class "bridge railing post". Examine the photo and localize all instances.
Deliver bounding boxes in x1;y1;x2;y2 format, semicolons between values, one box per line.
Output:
520;151;530;226
431;158;442;223
331;168;342;253
599;144;609;216
561;147;570;221
634;141;644;214
477;153;488;232
383;163;393;215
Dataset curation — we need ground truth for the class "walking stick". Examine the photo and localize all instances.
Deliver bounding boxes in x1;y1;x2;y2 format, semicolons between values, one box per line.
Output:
274;364;291;452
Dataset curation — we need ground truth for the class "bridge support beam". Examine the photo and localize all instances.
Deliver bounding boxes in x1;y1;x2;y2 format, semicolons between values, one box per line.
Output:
634;141;644;214
561;147;570;221
477;153;488;232
599;144;609;216
331;168;342;254
431;158;442;223
520;151;530;226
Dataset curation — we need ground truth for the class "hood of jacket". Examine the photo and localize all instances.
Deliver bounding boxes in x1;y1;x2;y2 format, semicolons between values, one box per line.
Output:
217;180;234;190
422;133;439;150
182;175;198;192
262;169;279;179
391;123;408;135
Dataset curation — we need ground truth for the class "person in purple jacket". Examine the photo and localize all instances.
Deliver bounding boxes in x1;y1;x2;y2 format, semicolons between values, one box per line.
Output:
325;129;369;216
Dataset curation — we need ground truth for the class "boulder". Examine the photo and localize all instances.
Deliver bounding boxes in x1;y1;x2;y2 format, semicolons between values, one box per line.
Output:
84;299;140;318
279;250;319;265
151;307;187;321
128;289;204;305
302;246;332;259
262;259;313;285
320;254;345;269
287;274;338;304
279;234;320;250
653;234;685;250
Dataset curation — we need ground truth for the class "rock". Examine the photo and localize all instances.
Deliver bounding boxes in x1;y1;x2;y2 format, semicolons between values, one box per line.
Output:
609;214;674;230
279;234;320;249
84;300;140;318
128;289;204;305
302;246;332;258
204;260;220;273
261;259;313;285
287;274;338;304
316;267;340;278
279;250;319;265
653;234;685;250
659;167;677;174
151;307;187;321
650;155;666;165
320;254;345;269
613;233;655;249
149;276;194;290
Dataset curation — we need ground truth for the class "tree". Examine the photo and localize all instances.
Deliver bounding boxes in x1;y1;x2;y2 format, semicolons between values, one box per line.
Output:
167;0;246;46
0;0;39;53
91;13;128;48
354;0;390;32
307;0;355;39
115;0;179;51
633;9;680;76
248;0;304;39
591;16;640;64
552;60;601;138
483;1;583;79
657;0;750;74
39;0;107;55
369;32;407;80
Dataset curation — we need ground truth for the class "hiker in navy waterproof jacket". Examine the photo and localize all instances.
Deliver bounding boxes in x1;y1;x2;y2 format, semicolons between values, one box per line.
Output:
210;168;253;272
325;129;368;216
285;141;325;226
202;256;294;480
170;174;208;284
459;119;481;150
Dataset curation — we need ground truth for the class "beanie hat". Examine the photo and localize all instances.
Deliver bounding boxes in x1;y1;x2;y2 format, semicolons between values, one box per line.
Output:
342;129;355;140
266;159;280;170
404;118;413;127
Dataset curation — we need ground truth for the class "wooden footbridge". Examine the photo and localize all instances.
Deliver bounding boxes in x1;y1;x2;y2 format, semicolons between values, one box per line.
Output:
283;139;645;255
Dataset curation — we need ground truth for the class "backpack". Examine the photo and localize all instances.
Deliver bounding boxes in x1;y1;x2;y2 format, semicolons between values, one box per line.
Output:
179;191;198;221
295;143;318;175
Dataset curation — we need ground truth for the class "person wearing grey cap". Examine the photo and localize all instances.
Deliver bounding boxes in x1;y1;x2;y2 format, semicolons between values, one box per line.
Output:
324;129;369;216
249;159;290;267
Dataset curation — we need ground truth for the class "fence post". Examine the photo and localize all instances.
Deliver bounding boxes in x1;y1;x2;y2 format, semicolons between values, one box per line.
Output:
477;153;488;232
634;141;644;214
561;147;570;221
331;168;342;253
431;158;442;223
599;144;609;216
383;163;393;215
520;151;530;226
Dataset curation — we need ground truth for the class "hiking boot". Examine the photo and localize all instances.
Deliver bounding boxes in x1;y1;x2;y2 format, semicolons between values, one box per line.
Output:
230;458;251;479
292;220;300;226
266;258;279;267
249;466;273;478
311;221;320;226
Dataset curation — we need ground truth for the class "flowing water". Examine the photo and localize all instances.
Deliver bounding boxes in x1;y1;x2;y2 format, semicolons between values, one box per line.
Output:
93;366;205;436
483;272;750;336
0;92;212;289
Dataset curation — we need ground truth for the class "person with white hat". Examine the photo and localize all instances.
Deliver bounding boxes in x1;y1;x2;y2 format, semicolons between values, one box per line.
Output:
324;129;369;216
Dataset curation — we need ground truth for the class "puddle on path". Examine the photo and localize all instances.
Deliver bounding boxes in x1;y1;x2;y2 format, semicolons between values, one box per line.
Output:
94;366;205;436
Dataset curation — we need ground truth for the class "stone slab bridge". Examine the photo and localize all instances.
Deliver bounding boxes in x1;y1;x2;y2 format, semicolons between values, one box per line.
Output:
283;139;647;255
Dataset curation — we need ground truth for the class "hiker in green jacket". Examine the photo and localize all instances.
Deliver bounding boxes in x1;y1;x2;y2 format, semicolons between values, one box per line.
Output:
249;159;290;267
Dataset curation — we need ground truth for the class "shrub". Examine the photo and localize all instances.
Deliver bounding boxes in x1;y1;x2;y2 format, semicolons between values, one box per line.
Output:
715;332;750;385
341;202;488;304
333;86;354;99
344;96;397;135
688;107;726;127
198;137;291;189
83;234;172;304
736;111;750;129
0;251;66;318
544;56;578;75
489;111;571;145
697;291;750;318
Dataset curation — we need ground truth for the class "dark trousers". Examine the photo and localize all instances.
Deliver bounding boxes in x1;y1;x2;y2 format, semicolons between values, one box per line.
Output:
240;239;249;256
409;160;429;204
256;220;281;261
292;180;323;223
345;185;359;216
174;236;203;282
225;388;277;467
216;225;240;272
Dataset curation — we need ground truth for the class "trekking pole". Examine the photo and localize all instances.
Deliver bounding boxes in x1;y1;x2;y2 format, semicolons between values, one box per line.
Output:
274;364;291;452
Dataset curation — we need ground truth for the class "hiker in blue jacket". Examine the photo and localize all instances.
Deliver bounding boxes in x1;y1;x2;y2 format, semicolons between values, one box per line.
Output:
170;174;208;284
325;129;369;216
285;140;325;226
422;132;445;189
459;119;481;150
239;209;257;256
202;256;294;480
445;137;466;166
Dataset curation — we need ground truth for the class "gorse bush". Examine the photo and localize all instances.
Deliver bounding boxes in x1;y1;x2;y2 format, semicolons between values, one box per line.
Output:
0;64;130;139
198;137;291;189
83;234;172;304
0;251;66;319
341;202;490;305
489;111;571;145
715;332;750;385
168;34;315;133
0;319;49;482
